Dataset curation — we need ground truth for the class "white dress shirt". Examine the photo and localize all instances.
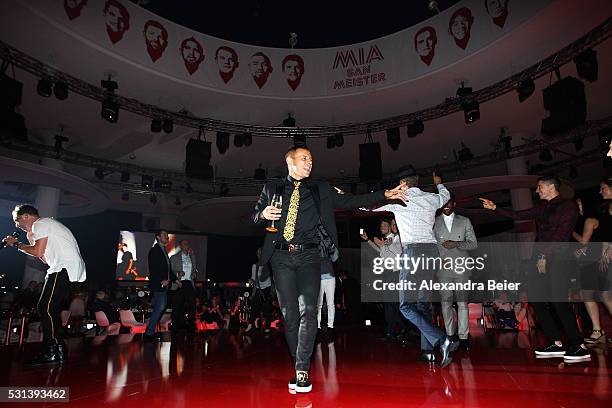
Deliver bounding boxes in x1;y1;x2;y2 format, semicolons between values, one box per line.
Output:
181;252;193;281
443;213;455;232
371;184;450;245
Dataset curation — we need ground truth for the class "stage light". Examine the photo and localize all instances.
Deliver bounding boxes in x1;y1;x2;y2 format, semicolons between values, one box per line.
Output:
334;133;344;147
154;179;172;193
53;81;68;100
386;127;400;151
121;192;129;201
517;78;535;102
254;166;266;180
407;120;424;138
539;148;553;161
37;78;53;97
216;131;230;154
120;171;130;182
326;135;336;149
456;84;473;98
457;142;474;162
150;194;157;204
162;118;173;133
150;118;162;133
574;48;598;82
141;175;153;189
293;134;307;146
462;100;480;124
242;132;252;146
101;98;119;123
283;114;296;127
94;168;105;180
234;133;244;147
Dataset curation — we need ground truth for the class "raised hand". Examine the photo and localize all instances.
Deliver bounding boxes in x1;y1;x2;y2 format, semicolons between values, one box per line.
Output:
479;198;497;211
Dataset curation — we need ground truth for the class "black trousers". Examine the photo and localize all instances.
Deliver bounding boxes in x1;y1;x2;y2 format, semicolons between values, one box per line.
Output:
270;248;320;372
529;256;582;349
37;269;70;347
251;286;273;325
172;280;196;331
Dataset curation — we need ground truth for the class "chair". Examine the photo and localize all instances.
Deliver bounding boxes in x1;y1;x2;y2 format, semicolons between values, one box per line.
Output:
95;311;121;335
26;321;43;342
119;310;147;334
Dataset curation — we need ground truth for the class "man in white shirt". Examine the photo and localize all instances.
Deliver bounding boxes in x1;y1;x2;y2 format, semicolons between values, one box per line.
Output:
3;204;86;365
170;239;197;333
368;167;456;367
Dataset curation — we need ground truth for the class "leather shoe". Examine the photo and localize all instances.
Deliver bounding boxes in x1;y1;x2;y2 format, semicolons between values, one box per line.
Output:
439;336;455;368
460;338;471;351
26;345;61;366
56;341;67;361
418;352;435;363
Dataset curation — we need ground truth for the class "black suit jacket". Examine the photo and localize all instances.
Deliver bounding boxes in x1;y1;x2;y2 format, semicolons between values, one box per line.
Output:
251;178;386;264
148;243;177;292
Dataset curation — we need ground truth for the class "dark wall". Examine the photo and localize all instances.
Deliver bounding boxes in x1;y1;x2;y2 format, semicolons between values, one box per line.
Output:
0;216;26;286
206;234;261;282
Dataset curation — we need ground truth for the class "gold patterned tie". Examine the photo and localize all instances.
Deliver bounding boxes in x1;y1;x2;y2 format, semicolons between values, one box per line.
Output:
283;181;301;242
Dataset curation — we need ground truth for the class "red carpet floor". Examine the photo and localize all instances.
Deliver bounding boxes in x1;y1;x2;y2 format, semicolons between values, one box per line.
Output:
1;324;611;407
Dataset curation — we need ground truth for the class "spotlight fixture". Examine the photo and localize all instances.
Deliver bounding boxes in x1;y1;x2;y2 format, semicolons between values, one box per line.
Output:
54;133;68;150
326;135;336;149
254;165;266;180
283;114;296;127
386;127;401;151
150;194;157;204
462;100;480;124
141;175;153;190
162;118;173;133
517;78;535;102
574;48;598;82
120;171;130;182
101;76;119;123
234;133;244;147
334;133;344;147
293;134;307;146
456;83;473;99
428;0;440;13
216;131;230;154
154;180;172;193
539;148;553;161
53;81;68;100
150;118;162;133
36;78;53;97
407;120;424;138
242;132;252;146
457;142;474;162
121;192;129;201
94;168;105;180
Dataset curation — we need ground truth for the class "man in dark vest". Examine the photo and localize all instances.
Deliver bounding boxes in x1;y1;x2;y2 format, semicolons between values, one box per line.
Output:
251;144;406;393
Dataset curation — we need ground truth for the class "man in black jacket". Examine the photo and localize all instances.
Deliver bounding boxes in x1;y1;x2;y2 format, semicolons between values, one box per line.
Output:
252;145;406;393
144;229;177;340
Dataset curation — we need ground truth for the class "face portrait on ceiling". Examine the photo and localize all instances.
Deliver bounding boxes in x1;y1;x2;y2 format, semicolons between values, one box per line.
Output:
180;36;205;75
282;54;305;91
249;52;273;89
448;7;474;50
485;0;510;28
103;0;130;44
215;46;239;84
414;26;437;66
144;20;169;62
64;0;87;21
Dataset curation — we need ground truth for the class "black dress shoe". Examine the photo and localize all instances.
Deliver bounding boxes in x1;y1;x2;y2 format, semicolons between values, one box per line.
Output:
459;338;471;352
439;336;455;368
418;352;435;363
26;346;61;366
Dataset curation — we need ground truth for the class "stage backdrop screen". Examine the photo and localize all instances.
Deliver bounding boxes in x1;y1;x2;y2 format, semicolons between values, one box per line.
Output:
116;231;207;281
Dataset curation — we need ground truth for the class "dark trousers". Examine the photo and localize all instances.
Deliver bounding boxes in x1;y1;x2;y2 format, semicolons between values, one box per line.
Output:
251;286;273;325
399;244;446;352
270;248;320;372
172;281;196;331
529;257;582;348
37;269;70;347
145;291;167;335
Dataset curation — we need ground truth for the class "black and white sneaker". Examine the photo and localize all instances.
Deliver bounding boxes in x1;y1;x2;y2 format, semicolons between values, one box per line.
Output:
295;371;312;393
534;343;565;358
563;347;591;363
288;376;296;390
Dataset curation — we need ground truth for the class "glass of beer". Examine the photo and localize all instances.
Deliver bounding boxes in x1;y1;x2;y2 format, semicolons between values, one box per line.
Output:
265;194;282;233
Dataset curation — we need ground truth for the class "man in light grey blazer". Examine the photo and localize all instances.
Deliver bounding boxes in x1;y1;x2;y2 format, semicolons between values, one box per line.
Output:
170;239;198;333
434;195;477;351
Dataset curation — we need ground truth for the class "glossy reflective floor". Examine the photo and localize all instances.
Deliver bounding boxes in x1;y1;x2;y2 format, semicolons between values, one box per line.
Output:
1;320;610;407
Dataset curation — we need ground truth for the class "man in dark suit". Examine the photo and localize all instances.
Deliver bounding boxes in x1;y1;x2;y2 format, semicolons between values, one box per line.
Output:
144;229;177;340
251;144;406;393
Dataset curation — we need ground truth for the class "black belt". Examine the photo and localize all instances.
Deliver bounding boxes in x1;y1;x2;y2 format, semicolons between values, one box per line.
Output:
274;243;319;252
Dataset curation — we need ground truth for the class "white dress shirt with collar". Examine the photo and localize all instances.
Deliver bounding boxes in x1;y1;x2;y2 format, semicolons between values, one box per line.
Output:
443;212;455;232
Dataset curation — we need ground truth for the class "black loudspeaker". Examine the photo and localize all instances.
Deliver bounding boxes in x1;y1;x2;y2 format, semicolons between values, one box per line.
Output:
359;142;382;182
185;139;213;179
541;77;586;136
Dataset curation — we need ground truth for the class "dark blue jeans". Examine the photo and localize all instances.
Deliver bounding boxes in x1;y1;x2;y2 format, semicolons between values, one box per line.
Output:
145;291;167;335
398;243;445;351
